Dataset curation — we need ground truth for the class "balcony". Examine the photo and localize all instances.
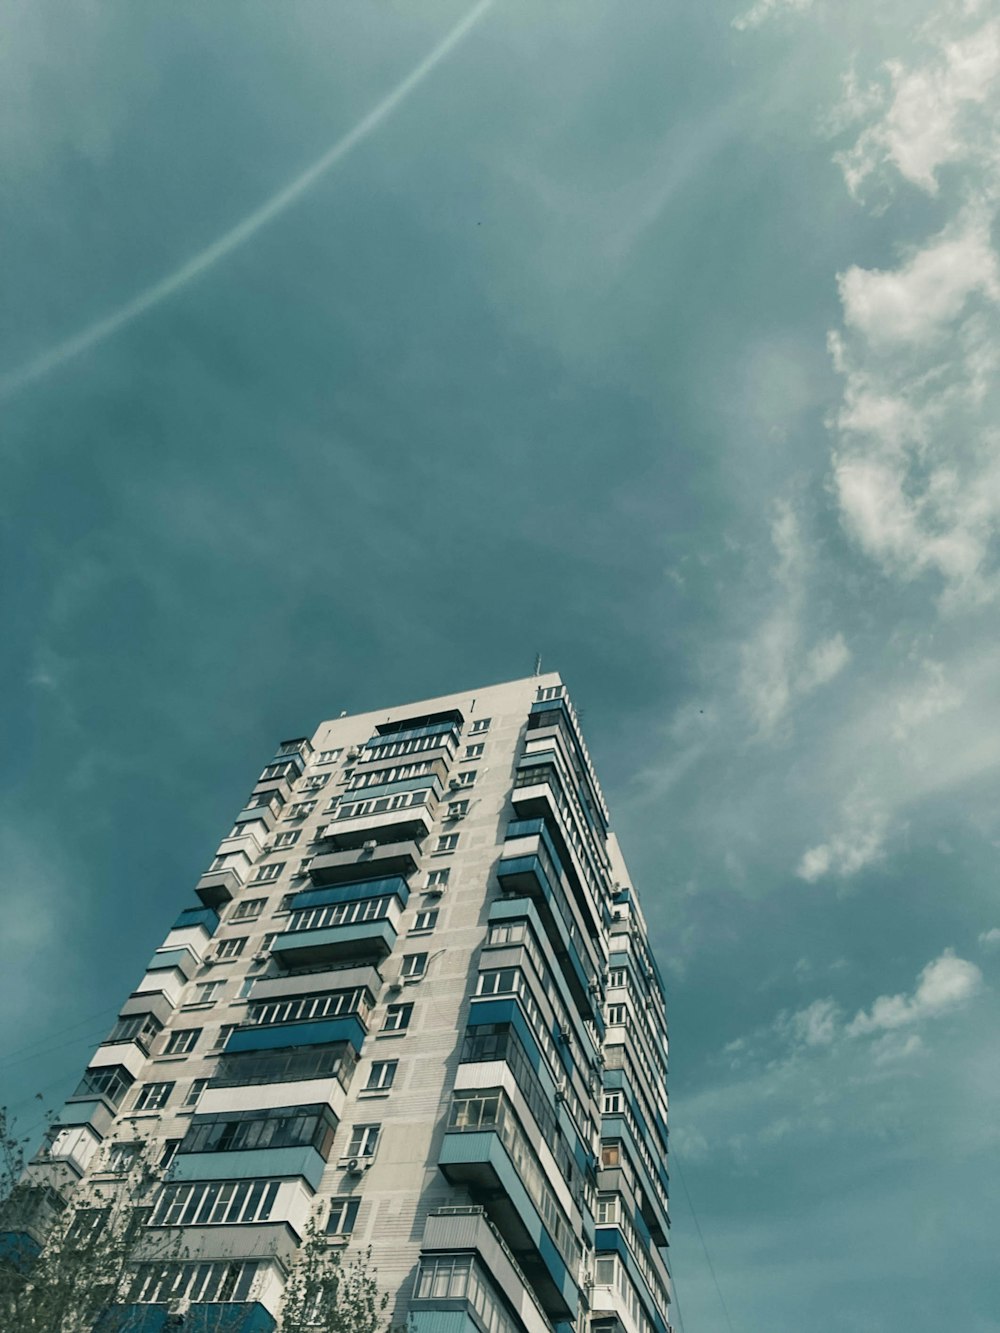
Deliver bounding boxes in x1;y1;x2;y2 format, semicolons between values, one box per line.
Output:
321;788;436;849
224;1013;367;1058
307;840;420;886
420;1207;556;1333
196;866;244;909
95;1304;276;1332
438;1096;581;1321
271;919;397;968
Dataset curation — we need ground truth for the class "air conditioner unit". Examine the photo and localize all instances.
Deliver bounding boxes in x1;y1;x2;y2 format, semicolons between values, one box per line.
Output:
559;1026;572;1044
587;981;601;996
385;981;403;995
347;747;361;759
344;1157;372;1175
252;952;269;963
202;952;217;966
448;778;463;791
362;840;378;852
426;884;446;897
555;1082;567;1103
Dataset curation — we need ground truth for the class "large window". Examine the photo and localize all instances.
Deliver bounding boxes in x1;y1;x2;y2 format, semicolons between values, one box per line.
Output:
180;1105;337;1160
289;895;393;933
413;1254;523;1333
129;1262;260;1305
247;986;370;1028
150;1179;280;1227
106;1014;162;1049
231;897;267;921
211;1042;356;1090
72;1065;134;1107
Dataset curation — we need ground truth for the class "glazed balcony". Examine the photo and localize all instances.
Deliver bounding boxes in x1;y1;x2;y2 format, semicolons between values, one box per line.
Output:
307;839;420;886
320;790;435;849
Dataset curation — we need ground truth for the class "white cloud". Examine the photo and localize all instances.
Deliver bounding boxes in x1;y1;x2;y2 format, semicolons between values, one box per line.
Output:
786;996;841;1046
847;948;983;1035
828;7;1000;607
732;0;813;34
835;18;1000;195
796;791;889;881
978;927;1000;948
740;503;850;737
891;659;964;740
838;218;1000;347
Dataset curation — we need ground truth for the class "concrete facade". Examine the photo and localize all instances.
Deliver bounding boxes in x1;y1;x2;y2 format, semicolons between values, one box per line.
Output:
13;675;672;1333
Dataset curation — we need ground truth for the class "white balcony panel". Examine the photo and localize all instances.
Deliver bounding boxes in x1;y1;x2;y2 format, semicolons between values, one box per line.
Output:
133;967;186;1005
88;1040;147;1078
49;1125;102;1174
197;1077;347;1119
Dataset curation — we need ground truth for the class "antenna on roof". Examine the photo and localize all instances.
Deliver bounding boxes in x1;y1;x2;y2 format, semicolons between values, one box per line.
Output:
533;653;542;676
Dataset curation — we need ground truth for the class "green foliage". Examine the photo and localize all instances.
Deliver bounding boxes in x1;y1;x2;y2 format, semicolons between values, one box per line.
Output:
0;1108;403;1332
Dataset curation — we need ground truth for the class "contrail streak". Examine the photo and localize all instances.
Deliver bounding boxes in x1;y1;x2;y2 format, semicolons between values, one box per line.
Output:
0;0;493;401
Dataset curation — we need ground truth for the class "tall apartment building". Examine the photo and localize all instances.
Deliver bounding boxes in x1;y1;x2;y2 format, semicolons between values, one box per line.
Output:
11;675;671;1333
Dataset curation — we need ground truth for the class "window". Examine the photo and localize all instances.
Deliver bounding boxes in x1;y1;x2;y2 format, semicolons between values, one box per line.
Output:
427;868;450;887
606;1005;627;1026
295;857;314;878
159;1140;181;1168
278;893;297;913
302;773;329;791
412;908;439;933
381;1003;413;1033
436;833;459;853
180;1105;337;1160
448;1091;500;1131
231;898;266;921
260;933;279;952
260;761;298;781
107;1013;163;1049
326;1196;360;1236
445;803;468;822
273;830;300;850
469;718;491;735
65;1207;110;1247
401;953;427;981
215;936;247;960
455;771;476;787
212;1025;236;1051
285;801;316;820
365;1061;397;1091
289;895;394;933
253;863;283;884
601;1143;621;1167
194;980;224;1004
245;790;283;811
315;749;343;766
487;921;525;947
464;743;485;759
185;1079;209;1108
602;1093;623;1115
150;1179;280;1228
211;1043;356;1090
162;1028;200;1056
133;1082;174;1112
248;986;369;1027
413;1255;525;1333
73;1065;134;1107
345;1123;380;1158
608;968;627;989
129;1261;259;1305
105;1142;140;1174
239;977;256;998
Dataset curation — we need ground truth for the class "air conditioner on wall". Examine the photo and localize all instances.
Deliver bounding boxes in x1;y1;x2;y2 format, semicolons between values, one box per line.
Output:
347;747;362;759
362;840;378;851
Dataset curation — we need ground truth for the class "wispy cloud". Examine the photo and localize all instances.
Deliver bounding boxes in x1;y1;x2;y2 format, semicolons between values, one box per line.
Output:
739;502;850;738
732;0;814;34
796;789;889;882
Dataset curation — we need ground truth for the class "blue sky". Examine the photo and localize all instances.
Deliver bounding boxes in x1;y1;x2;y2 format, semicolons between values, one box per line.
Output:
2;1;999;1329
